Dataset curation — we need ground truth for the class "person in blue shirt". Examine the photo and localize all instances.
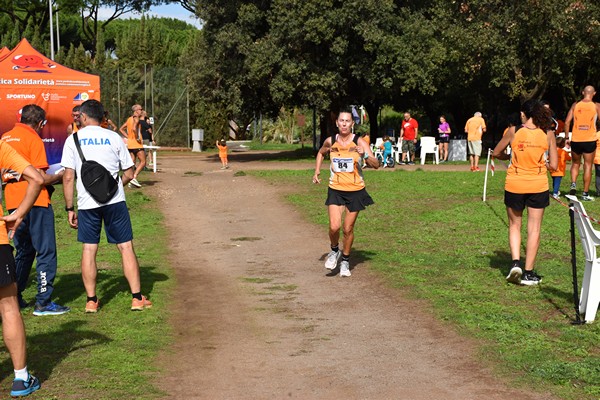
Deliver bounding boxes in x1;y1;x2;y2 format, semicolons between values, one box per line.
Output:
381;136;393;167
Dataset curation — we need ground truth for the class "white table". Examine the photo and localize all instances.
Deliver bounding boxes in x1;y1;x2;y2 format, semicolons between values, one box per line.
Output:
143;145;161;173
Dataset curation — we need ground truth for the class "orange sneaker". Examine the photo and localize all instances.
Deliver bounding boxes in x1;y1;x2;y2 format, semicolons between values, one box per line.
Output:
131;295;152;311
85;299;99;313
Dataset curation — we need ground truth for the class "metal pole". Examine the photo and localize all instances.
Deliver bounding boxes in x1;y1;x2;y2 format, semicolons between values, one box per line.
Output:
55;10;60;51
312;107;317;151
48;0;55;60
144;64;147;111
151;65;154;118
259;111;263;144
186;87;190;149
117;66;121;124
569;204;584;325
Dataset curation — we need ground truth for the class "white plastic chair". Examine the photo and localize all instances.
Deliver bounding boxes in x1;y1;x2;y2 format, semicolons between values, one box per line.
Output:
393;138;402;164
420;136;439;165
566;195;600;322
372;138;384;159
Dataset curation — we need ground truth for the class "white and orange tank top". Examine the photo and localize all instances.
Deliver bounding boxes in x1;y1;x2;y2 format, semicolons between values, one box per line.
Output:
572;101;598;142
328;134;365;192
505;127;549;194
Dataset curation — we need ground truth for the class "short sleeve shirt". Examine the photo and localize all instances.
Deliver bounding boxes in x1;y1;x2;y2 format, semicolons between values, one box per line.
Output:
61;125;134;210
401;118;418;140
0;141;32;244
1;123;50;210
465;116;486;141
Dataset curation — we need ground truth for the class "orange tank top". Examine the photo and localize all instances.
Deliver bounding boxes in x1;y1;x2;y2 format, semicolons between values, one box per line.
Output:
505;127;549;194
572;101;598;142
328;134;364;192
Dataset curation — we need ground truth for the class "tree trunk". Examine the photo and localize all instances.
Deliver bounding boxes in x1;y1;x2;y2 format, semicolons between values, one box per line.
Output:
364;102;379;141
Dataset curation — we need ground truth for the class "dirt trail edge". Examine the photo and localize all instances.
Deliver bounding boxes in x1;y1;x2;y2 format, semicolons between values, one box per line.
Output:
153;153;552;400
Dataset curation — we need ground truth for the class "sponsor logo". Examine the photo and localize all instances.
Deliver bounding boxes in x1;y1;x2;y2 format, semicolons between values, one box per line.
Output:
41;92;50;101
6;93;35;100
73;92;90;101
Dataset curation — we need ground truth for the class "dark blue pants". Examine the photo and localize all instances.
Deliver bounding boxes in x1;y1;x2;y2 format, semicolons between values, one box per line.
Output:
552;176;562;195
11;205;57;307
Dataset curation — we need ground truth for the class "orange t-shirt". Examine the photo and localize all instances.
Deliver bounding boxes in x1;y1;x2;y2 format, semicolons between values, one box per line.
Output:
0;141;33;244
465;116;486;141
126;117;143;150
505;127;549;194
571;101;598;142
328;134;364;192
551;148;571;177
594;131;600;165
1;123;50;210
217;144;228;158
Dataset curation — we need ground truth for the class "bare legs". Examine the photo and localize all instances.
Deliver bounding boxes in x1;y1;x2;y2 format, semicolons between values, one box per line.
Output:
439;142;448;161
0;283;27;370
129;150;147;180
328;205;359;255
570;152;595;193
507;206;545;271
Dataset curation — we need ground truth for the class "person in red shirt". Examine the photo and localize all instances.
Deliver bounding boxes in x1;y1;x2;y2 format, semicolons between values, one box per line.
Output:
400;113;418;165
1;104;70;316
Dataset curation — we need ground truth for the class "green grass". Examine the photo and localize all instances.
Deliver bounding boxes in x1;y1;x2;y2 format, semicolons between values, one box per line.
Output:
251;168;600;400
0;178;173;399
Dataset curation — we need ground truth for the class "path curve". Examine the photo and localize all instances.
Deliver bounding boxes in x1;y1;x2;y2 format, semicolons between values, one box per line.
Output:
153;152;550;399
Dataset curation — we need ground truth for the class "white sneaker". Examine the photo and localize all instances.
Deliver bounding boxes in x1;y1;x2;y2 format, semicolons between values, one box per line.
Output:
130;178;142;188
506;266;522;284
324;250;341;270
339;260;351;277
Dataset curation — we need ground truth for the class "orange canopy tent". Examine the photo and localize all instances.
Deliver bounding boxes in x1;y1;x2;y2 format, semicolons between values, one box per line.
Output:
0;38;100;164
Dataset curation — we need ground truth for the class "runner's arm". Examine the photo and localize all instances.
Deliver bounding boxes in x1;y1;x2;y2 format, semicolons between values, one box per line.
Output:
492;127;514;160
564;103;575;143
357;137;380;169
62;168;78;229
119;122;128;137
313;138;332;184
546;130;558;172
1;165;43;238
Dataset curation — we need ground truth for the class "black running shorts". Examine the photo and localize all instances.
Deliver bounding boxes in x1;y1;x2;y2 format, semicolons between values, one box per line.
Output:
570;141;597;155
504;190;550;211
325;187;374;212
0;244;16;287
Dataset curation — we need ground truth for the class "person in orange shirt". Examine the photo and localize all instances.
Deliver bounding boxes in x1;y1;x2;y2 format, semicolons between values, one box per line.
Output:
550;136;571;199
1;105;70;316
0;140;44;396
464;111;486;171
492;100;557;286
564;85;600;200
119;104;146;188
66;105;81;135
312;108;380;277
216;139;229;169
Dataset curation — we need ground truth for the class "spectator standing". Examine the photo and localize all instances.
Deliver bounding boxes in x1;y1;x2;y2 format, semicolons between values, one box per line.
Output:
119;104;145;188
0;140;44;396
100;111;117;132
216;139;229;169
61;100;153;313
400;112;418;165
550;136;571;199
139;111;154;166
312;109;380;277
465;112;486;171
564;85;600;201
492;100;557;286
438;116;451;163
66;105;81;135
1;105;70;316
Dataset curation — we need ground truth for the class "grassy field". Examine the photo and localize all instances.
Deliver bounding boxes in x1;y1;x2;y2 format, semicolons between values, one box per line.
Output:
251;167;600;400
0;183;173;399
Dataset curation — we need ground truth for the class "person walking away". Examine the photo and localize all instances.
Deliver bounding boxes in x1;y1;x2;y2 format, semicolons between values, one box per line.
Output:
216;139;229;169
492;100;557;286
400;112;418;164
62;99;152;313
1;105;70;316
550;136;571;199
438;116;451;162
119;104;146;188
312;108;380;277
465;112;486;171
564;85;600;201
0;140;44;396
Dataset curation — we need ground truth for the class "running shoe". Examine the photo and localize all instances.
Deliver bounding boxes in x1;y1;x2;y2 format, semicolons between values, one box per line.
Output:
129;178;142;188
506;266;522;285
339;260;351;277
408;161;415;165
569;182;577;195
10;374;40;397
582;193;595;201
551;193;559;200
324;249;341;270
131;295;153;311
85;299;99;313
32;302;71;316
521;270;542;286
474;166;481;171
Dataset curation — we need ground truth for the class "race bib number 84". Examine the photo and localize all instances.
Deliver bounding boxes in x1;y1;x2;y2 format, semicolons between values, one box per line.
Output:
332;157;354;173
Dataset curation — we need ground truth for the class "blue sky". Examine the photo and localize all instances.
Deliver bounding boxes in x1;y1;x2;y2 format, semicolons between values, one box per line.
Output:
99;3;201;28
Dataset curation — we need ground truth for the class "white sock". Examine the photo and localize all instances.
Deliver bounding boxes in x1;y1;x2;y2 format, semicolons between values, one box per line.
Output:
14;366;28;381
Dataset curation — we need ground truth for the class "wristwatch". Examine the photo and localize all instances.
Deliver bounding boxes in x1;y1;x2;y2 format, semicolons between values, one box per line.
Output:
364;153;369;160
65;206;75;212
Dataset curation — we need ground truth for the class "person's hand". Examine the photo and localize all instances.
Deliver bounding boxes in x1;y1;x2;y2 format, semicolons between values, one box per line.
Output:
312;173;321;184
67;211;78;229
1;211;22;239
356;146;365;156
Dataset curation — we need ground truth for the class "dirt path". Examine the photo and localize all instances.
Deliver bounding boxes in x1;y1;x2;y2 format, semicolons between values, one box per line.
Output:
153;152;550;399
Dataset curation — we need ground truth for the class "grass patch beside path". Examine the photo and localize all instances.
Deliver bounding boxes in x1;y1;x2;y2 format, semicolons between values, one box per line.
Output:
0;185;173;399
252;168;600;400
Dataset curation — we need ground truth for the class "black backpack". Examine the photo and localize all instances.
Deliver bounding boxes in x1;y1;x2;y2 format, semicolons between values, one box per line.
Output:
73;132;119;204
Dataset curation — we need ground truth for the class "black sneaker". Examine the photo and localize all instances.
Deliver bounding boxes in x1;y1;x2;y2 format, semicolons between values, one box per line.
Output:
569;183;577;195
506;264;522;284
521;270;542;286
10;374;40;397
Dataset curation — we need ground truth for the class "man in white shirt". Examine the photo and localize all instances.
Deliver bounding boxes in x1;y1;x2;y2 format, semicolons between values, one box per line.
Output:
61;99;153;313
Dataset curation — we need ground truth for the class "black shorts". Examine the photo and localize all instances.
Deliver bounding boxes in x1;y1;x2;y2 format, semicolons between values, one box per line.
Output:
0;244;16;287
570;141;597;155
504;190;549;211
439;136;449;143
325;187;374;212
129;148;144;155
